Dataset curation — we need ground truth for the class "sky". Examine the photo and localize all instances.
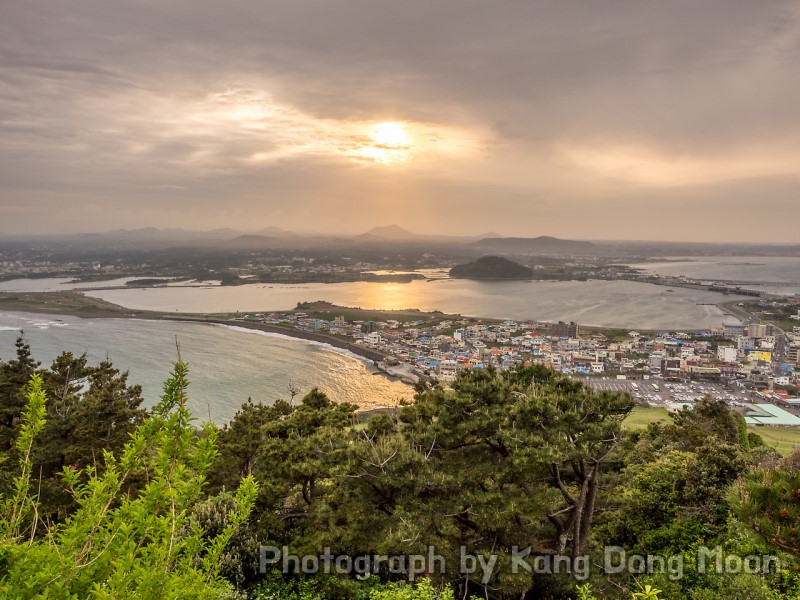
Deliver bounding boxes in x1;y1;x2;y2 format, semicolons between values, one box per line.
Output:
1;0;799;242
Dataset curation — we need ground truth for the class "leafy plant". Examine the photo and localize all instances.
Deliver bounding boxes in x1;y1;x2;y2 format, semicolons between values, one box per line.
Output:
0;364;258;599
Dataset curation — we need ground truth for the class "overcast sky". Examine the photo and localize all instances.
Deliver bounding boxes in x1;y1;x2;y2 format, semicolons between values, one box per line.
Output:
1;1;799;241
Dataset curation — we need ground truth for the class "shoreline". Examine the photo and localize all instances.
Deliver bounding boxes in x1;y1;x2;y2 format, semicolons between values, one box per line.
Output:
0;288;743;334
0;306;411;411
165;316;389;364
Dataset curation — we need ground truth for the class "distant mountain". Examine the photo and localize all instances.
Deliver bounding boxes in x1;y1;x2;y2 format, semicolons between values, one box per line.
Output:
69;227;299;246
105;227;189;240
253;226;295;238
90;227;246;242
222;235;283;249
220;233;354;249
472;236;595;255
449;255;533;280
353;225;496;244
354;225;420;241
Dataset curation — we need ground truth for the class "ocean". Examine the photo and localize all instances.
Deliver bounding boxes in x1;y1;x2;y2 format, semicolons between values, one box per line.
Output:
0;312;414;424
0;268;764;422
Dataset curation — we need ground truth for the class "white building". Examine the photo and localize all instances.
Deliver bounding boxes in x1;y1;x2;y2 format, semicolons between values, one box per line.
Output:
364;332;382;346
437;360;459;382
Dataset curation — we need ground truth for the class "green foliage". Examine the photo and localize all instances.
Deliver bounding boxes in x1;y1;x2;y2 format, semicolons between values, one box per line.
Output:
0;338;149;525
33;354;148;523
731;450;800;560
591;396;800;599
449;255;533;280
249;573;462;600
576;583;662;600
576;583;599;600
0;334;40;456
7;342;800;599
631;585;661;599
208;365;633;598
386;366;631;596
366;578;456;600
0;364;258;599
0;373;47;543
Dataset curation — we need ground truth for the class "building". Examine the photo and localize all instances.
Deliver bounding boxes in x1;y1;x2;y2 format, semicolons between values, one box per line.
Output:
364;332;382;346
748;350;773;364
437;359;459;382
723;324;746;339
551;321;579;338
787;344;800;366
747;323;773;339
742;403;800;426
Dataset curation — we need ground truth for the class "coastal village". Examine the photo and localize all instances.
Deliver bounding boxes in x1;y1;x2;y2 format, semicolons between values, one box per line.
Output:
238;304;800;426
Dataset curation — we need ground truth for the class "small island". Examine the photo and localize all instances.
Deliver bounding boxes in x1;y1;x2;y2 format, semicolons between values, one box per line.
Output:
449;255;533;280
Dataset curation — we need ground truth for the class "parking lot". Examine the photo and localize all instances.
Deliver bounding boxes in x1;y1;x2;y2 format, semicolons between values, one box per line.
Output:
584;378;754;406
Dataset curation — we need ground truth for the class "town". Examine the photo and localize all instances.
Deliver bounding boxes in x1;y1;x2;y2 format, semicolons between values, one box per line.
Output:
236;302;800;426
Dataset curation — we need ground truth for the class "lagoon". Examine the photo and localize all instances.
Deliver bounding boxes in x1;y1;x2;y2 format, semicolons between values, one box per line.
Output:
77;278;743;330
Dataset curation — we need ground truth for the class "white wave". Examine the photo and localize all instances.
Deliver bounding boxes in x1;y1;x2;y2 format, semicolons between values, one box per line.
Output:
20;318;69;330
212;324;373;364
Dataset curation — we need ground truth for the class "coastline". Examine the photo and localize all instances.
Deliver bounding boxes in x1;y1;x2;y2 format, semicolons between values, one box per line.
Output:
0;295;409;393
0;306;411;412
0;288;745;338
165;316;389;363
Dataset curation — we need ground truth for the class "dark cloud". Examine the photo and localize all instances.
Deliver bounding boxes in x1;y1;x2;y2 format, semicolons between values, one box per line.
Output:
1;0;799;240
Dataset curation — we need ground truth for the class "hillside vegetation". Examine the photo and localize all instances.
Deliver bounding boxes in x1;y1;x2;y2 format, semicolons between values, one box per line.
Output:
449;255;533;279
2;335;800;599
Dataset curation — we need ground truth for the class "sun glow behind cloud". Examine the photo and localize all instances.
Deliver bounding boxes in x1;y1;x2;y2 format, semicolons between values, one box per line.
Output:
162;88;479;167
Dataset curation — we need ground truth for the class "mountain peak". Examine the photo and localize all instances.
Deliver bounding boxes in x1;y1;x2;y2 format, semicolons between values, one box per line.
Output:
357;225;416;239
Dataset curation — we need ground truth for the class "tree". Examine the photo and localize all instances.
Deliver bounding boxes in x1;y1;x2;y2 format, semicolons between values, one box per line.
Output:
26;355;148;524
210;398;293;487
0;364;258;599
731;449;800;560
593;397;758;599
0;333;40;455
394;366;633;596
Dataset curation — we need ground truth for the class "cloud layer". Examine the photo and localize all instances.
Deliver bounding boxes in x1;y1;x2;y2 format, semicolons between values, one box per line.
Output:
1;0;799;240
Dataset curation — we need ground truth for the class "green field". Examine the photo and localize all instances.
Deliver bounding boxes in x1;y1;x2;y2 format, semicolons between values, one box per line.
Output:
623;406;670;430
623;406;800;456
750;427;800;457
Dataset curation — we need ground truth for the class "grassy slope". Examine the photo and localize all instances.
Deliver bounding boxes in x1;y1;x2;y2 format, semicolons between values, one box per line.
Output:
623;406;800;456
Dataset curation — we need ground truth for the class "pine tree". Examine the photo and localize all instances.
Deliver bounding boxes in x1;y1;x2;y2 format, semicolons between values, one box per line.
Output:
0;333;40;454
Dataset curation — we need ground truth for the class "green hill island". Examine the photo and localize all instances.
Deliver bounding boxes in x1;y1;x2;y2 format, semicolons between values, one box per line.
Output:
449;255;533;280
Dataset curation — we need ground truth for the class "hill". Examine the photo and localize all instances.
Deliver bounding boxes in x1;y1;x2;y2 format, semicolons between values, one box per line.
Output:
353;225;493;244
354;225;418;241
449;255;533;280
472;235;595;255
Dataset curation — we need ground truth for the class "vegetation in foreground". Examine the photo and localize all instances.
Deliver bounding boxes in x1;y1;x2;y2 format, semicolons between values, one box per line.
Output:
626;406;800;457
1;335;800;599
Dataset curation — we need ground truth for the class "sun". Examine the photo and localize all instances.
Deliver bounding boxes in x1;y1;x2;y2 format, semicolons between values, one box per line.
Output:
371;121;410;148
